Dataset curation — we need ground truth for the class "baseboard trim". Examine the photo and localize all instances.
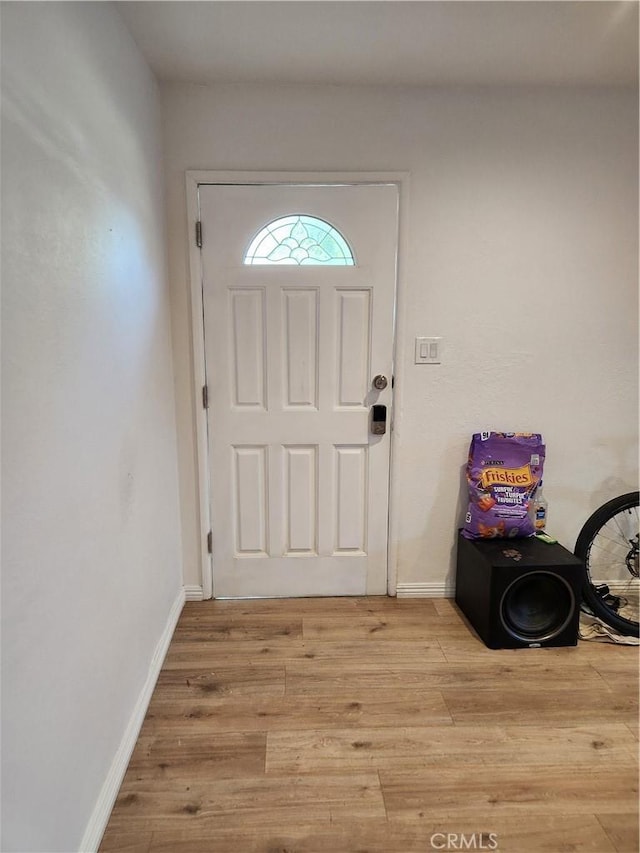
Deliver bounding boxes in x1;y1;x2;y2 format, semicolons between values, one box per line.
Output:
80;587;185;853
184;584;205;601
396;582;455;598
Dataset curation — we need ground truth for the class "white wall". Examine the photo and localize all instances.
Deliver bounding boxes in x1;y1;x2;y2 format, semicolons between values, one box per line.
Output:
162;82;638;592
1;4;183;851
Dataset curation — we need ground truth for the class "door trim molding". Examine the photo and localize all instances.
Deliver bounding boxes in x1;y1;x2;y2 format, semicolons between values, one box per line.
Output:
185;170;409;599
396;582;455;598
184;584;205;601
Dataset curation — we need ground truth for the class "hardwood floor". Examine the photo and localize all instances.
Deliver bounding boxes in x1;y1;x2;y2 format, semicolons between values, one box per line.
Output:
99;597;639;853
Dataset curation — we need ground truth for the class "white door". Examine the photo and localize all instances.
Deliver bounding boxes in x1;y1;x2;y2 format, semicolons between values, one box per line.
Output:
199;183;398;598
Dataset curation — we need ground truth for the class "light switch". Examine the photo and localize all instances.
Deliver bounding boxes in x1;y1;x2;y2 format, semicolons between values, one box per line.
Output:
415;336;442;364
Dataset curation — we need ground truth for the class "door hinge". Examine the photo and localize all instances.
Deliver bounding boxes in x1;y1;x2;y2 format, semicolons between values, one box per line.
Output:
202;384;209;409
207;530;212;554
195;220;202;248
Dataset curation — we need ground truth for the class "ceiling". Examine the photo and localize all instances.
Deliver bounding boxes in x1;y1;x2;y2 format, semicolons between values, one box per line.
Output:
116;1;639;88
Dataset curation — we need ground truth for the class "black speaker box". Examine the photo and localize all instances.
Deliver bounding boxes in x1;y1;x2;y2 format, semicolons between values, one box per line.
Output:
455;531;583;649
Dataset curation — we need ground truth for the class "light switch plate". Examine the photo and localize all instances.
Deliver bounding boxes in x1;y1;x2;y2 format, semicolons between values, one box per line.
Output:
415;336;442;364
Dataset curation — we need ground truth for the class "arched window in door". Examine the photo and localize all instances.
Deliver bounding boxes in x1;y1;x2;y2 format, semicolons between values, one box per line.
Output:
244;214;355;265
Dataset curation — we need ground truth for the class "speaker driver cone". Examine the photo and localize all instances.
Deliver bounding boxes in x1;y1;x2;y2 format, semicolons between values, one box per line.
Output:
500;571;576;643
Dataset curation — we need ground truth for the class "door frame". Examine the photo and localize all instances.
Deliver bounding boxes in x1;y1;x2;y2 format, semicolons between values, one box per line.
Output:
185;170;409;599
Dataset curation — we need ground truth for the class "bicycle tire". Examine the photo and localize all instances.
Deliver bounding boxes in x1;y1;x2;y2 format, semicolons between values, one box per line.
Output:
575;491;639;638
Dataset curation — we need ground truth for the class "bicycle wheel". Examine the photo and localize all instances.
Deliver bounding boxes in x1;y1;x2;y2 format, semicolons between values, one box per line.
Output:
575;492;639;638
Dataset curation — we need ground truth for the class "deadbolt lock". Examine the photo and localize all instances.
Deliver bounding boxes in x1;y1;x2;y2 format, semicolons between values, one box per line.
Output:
371;404;387;435
372;374;388;390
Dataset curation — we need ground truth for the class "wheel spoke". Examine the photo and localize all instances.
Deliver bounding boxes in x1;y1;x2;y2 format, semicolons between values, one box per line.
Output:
576;493;639;637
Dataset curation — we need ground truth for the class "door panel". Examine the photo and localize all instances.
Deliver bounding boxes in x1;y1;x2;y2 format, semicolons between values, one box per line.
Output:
335;445;368;553
229;289;266;408
284;445;318;554
232;445;268;556
282;289;318;409
336;290;371;407
199;183;397;598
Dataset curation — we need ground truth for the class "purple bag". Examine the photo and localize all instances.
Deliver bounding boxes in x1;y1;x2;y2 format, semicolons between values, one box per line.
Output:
462;432;545;539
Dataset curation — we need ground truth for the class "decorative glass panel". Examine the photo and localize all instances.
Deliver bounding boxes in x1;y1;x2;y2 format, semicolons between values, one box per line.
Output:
244;215;355;266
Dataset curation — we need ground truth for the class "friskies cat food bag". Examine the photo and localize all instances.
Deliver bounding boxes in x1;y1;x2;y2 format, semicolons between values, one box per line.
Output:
462;432;545;539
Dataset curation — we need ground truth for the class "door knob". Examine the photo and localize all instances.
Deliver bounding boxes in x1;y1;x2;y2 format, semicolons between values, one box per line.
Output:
372;374;388;390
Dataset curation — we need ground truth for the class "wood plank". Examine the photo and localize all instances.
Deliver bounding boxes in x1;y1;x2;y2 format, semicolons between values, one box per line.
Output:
126;732;266;781
285;660;609;695
265;723;638;773
596;813;640;853
107;773;386;832
290;639;446;662
591;658;640;698
439;635;640;663
302;614;467;641
180;597;361;616
379;763;640;820
441;685;638;725
499;723;639;764
172;616;302;642
152;665;285;698
431;598;458;616
163;638;445;668
182;596;439;617
143;814;617;853
163;638;305;667
143;689;453;733
266;725;508;773
98;830;152;853
352;598;442;617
